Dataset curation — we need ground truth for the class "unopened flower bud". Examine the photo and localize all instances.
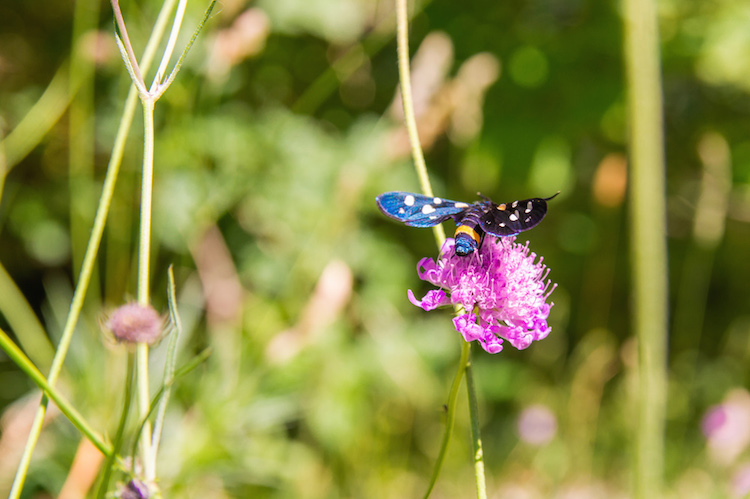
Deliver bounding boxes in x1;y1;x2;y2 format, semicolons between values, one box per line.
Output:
105;303;163;345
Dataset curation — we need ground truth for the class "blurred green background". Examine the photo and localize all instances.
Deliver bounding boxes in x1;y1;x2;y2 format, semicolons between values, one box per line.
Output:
1;0;750;497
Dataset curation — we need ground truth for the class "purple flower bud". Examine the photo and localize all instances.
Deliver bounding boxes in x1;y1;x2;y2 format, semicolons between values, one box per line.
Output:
105;303;163;345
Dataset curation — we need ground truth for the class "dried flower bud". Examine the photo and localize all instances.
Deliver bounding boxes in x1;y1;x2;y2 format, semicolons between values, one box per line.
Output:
105;303;163;345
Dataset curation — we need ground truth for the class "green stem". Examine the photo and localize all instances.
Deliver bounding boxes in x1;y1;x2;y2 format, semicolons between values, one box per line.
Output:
130;347;213;467
0;328;112;458
97;355;135;499
395;0;485;495
623;0;668;496
394;0;446;249
423;340;470;498
150;0;188;92
151;266;181;456
136;98;156;481
464;345;487;499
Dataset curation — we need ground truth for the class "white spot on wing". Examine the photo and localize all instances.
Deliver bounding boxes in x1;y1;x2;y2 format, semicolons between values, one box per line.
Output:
512;200;519;208
525;201;533;213
499;222;506;227
422;204;436;215
398;208;405;214
404;195;415;206
454;202;469;208
509;212;519;222
433;198;442;204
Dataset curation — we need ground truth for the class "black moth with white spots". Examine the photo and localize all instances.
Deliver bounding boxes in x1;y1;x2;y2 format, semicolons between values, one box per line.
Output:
376;191;558;256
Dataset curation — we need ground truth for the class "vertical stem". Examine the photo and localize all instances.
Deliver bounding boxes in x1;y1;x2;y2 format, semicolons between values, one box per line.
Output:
394;1;485;496
464;345;487;499
137;98;156;480
394;0;446;249
423;340;470;499
623;0;668;496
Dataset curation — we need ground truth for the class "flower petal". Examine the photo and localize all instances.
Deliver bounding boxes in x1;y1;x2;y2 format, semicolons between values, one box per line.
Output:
453;313;483;342
407;289;449;311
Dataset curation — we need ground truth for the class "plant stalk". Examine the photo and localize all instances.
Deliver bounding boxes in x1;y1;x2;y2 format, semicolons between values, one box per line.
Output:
623;0;669;495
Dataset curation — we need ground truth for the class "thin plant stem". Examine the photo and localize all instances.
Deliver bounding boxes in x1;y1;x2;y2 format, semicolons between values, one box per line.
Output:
113;0;214;481
137;98;156;481
0;328;113;458
395;0;486;496
151;266;182;456
394;0;446;249
423;340;470;499
96;354;136;499
110;0;146;87
9;0;180;492
464;345;487;499
623;0;669;496
151;0;188;91
130;347;213;468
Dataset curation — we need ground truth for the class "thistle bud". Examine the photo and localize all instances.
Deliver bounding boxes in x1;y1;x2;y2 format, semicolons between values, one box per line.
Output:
105;303;163;345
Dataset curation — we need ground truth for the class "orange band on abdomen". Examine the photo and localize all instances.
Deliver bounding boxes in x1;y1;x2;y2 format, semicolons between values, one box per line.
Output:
454;225;481;244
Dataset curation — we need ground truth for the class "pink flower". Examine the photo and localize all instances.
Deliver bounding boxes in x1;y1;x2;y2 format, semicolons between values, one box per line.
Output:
105;303;163;346
408;236;555;354
702;388;750;466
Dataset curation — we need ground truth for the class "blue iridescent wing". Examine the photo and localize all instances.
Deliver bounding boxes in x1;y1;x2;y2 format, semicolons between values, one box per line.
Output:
479;193;559;236
376;191;470;228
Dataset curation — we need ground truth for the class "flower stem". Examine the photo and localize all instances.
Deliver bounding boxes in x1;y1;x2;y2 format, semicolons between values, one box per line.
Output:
395;0;486;495
137;97;156;481
423;340;470;498
623;0;668;495
464;345;487;499
96;354;135;499
394;0;446;249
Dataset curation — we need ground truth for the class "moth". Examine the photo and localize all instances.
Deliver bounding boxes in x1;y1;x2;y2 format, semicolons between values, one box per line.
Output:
376;191;558;256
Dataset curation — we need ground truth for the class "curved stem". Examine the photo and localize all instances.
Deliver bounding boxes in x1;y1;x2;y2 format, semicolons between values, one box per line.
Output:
395;0;446;249
395;0;486;496
423;340;470;498
464;345;487;499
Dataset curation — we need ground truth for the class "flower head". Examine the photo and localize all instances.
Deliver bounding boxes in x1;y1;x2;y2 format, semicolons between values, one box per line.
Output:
408;236;555;354
105;303;163;346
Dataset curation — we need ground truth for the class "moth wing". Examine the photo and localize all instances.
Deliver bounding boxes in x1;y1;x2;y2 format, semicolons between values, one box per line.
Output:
479;195;556;237
376;191;468;228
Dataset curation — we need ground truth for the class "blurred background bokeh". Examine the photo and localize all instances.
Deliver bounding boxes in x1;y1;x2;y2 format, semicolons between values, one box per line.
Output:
1;0;750;497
